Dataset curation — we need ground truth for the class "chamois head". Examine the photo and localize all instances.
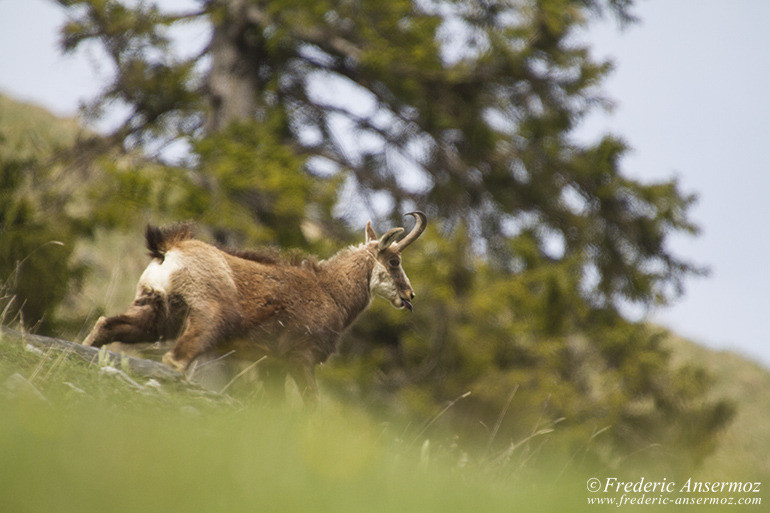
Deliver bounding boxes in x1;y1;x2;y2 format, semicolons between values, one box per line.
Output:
366;211;427;312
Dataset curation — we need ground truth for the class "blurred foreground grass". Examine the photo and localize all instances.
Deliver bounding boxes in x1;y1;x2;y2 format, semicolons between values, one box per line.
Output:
0;331;593;513
3;329;768;512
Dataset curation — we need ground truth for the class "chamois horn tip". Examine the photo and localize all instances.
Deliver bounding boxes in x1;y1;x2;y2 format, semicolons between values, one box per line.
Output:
394;211;427;251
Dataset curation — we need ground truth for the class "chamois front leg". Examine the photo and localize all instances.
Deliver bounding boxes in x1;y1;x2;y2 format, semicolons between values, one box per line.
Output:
82;316;109;347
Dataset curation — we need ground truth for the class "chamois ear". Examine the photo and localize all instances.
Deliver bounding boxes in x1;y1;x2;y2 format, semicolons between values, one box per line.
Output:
365;221;378;243
377;227;404;251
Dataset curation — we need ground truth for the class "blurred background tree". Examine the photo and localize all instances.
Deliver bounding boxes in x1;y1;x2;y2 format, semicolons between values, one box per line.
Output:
55;0;701;309
0;95;89;332
1;0;731;472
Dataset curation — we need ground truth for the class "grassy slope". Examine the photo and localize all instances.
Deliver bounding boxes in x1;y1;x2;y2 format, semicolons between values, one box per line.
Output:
665;334;770;481
0;330;592;513
2;328;769;513
0;93;82;160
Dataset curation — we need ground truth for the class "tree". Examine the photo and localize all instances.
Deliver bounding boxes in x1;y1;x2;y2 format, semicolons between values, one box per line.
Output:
56;0;701;309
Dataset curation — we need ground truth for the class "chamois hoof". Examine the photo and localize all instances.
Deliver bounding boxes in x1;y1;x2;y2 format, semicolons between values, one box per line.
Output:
162;351;188;373
82;316;107;347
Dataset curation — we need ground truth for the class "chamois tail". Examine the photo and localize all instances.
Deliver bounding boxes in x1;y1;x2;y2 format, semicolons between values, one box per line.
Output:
145;223;195;261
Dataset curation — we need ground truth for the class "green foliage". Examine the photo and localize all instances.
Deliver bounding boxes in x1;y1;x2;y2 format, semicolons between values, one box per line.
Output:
85;155;208;229
58;0;203;142
82;117;341;251
193;117;315;248
0;155;78;330
0;99;87;331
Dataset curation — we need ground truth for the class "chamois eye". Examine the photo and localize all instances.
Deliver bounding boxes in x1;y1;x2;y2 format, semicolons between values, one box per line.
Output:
389;258;400;267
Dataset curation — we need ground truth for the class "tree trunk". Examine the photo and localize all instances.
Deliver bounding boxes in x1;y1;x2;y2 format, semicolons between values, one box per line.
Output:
205;0;262;134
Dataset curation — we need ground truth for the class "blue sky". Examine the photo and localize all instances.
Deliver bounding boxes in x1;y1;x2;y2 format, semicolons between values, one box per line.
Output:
1;0;768;366
581;1;770;366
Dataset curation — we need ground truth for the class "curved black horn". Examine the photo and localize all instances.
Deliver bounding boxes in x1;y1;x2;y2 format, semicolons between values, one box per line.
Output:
393;211;427;251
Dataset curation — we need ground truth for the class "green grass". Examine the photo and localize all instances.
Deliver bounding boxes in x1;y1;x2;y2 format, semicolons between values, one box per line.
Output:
2;328;768;512
0;331;588;513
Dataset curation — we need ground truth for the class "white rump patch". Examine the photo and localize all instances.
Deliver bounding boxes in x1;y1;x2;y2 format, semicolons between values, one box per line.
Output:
137;250;182;295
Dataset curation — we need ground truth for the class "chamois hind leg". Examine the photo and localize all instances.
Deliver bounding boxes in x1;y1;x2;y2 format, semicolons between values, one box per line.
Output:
288;359;319;407
82;296;164;348
162;309;223;373
260;359;288;402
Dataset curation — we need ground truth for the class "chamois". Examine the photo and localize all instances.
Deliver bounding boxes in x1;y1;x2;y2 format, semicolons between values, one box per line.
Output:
82;212;427;403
